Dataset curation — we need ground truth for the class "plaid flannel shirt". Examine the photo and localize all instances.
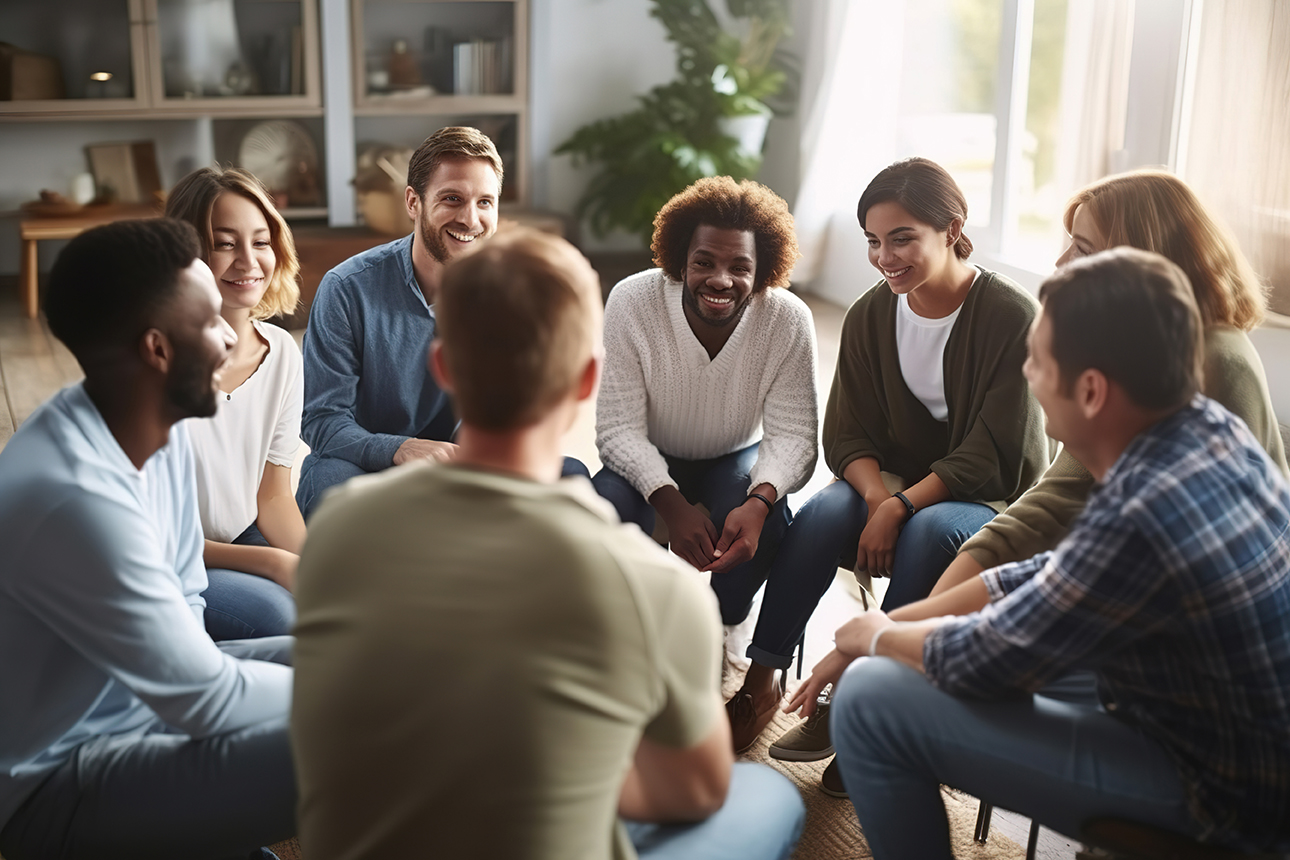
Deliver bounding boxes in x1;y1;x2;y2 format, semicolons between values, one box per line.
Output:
925;397;1290;849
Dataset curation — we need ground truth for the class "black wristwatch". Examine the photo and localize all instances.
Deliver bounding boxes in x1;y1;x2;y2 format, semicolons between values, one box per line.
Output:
892;491;916;522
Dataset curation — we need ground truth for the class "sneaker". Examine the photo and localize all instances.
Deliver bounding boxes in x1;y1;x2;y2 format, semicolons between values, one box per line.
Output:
769;686;832;762
820;757;848;798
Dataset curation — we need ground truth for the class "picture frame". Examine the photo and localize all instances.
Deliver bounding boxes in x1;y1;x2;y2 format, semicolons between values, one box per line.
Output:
85;140;161;204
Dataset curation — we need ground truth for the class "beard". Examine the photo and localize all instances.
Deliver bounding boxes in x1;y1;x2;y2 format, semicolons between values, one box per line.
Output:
165;340;220;419
681;279;750;328
419;209;452;265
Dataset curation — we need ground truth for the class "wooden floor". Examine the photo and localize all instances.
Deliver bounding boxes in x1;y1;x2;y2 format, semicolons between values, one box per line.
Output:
0;284;83;454
0;277;1077;859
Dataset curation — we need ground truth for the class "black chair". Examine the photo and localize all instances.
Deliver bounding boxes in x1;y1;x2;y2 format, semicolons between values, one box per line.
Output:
974;804;1289;860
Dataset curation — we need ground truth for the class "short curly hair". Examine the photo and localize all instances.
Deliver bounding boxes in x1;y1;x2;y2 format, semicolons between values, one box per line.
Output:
651;177;800;291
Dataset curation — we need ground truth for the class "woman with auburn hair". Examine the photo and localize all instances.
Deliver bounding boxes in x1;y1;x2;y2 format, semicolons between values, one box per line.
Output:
165;166;305;640
728;158;1051;762
923;169;1289;607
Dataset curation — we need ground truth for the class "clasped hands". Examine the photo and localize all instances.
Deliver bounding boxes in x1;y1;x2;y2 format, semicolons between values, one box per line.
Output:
651;487;770;575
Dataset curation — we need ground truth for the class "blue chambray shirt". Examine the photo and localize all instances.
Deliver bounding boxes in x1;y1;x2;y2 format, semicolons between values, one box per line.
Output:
299;234;455;474
925;396;1290;850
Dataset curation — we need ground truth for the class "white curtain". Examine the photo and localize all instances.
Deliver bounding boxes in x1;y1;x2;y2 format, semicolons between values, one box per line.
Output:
790;1;905;306
790;0;1137;304
1053;0;1135;198
1180;0;1290;320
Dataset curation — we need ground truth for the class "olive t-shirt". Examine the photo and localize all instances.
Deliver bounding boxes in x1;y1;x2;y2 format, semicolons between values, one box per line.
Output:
292;462;723;860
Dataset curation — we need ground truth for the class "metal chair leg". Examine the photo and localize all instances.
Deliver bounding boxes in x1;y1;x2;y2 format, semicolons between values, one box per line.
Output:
1026;820;1040;860
974;801;993;843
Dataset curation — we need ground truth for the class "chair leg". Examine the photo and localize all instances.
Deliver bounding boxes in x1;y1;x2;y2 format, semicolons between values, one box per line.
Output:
1026;820;1040;860
974;801;993;844
795;634;804;681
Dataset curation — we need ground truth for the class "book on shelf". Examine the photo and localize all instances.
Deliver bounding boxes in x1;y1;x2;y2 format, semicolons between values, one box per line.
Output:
452;38;511;96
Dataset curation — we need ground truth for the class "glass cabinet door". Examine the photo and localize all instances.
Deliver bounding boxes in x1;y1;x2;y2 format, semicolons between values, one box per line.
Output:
0;0;148;114
354;0;525;111
146;0;321;111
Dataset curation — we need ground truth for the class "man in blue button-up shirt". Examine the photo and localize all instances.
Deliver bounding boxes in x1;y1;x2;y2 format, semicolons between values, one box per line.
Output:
297;127;504;518
788;249;1290;858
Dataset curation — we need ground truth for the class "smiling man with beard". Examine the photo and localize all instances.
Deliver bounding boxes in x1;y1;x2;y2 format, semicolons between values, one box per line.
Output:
592;178;819;744
0;218;296;860
296;127;589;518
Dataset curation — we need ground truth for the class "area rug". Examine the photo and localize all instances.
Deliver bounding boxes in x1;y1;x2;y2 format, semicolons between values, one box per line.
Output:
738;705;1025;860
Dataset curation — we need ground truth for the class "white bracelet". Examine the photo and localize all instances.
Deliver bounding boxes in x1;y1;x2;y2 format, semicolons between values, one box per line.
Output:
868;625;891;657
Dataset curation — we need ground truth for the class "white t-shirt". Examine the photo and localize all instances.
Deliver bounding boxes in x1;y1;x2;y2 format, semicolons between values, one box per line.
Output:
895;267;981;421
187;320;304;542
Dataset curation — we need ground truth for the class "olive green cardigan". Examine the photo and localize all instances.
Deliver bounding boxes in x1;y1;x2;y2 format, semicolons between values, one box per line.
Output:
962;325;1290;568
822;270;1052;511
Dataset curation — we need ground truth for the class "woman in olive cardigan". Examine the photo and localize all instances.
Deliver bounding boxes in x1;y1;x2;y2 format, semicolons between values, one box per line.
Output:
922;169;1288;601
725;158;1051;755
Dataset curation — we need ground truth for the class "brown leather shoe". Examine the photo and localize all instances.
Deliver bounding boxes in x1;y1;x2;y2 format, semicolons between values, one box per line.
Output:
725;671;785;755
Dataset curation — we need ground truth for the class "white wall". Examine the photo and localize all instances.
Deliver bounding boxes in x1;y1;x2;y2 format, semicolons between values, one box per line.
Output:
529;0;810;252
0;119;214;275
529;0;674;251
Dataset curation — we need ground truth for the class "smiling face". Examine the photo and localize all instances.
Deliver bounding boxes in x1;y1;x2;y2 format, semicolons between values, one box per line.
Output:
411;156;500;265
680;224;758;330
863;200;960;297
1055;203;1107;267
208;191;275;315
163;259;237;419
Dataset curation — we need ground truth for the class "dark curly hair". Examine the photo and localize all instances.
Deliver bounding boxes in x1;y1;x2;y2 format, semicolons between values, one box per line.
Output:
651;177;800;291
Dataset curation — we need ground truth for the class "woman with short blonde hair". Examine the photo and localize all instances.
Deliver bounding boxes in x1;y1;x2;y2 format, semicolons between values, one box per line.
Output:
165;165;305;640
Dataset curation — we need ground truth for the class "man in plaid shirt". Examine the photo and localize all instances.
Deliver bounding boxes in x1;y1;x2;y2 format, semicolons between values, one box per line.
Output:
788;248;1290;859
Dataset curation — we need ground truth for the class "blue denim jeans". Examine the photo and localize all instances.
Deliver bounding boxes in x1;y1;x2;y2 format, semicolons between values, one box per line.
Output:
297;453;590;520
831;658;1196;860
0;638;295;860
203;523;297;641
591;443;792;626
747;480;996;668
624;761;805;860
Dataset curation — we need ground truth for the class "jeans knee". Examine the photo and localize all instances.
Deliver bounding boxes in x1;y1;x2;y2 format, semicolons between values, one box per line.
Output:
728;762;806;846
833;658;932;759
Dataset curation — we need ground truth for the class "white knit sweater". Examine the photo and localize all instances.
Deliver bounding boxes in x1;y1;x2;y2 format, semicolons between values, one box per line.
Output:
595;269;819;500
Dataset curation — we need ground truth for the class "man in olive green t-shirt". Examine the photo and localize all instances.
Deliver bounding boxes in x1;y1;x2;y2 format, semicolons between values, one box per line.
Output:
290;229;804;860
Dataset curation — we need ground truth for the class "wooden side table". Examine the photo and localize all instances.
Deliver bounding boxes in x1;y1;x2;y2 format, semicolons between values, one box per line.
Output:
18;203;160;318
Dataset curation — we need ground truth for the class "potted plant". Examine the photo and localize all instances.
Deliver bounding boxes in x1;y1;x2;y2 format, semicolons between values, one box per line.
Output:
556;0;795;246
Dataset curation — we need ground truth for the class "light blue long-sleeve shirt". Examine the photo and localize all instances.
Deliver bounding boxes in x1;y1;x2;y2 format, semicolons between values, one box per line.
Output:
0;384;292;829
298;234;455;476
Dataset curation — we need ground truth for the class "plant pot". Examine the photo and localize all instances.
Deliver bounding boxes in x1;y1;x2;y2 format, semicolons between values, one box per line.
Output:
718;112;772;157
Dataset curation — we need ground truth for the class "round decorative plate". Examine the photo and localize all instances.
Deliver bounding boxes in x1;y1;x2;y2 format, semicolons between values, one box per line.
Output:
238;120;319;196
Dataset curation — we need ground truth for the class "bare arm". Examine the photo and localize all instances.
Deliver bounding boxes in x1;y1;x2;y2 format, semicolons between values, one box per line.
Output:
889;575;989;622
928;552;986;598
203;541;298;591
619;701;733;822
254;463;306;554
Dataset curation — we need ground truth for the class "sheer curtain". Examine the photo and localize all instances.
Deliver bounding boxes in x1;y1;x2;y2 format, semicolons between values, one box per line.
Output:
1052;0;1134;205
790;1;904;306
1180;0;1290;321
791;0;1137;304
